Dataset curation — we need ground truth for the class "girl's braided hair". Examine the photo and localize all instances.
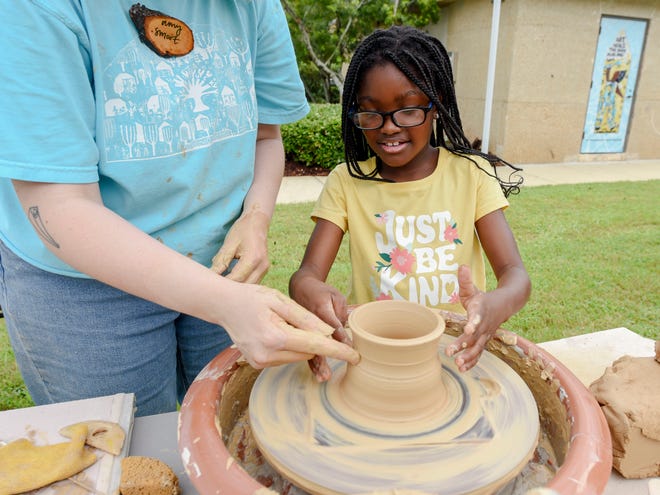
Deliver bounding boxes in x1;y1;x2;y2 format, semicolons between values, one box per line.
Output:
341;25;523;197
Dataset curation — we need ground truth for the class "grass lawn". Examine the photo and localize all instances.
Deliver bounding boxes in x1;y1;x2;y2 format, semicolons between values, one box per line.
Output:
1;180;658;410
0;318;33;410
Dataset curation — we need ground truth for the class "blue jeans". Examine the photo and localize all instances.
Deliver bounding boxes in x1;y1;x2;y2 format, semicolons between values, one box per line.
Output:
0;240;232;416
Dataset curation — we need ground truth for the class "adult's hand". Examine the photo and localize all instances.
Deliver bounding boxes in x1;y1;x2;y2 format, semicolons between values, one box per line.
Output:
211;205;271;283
221;284;359;380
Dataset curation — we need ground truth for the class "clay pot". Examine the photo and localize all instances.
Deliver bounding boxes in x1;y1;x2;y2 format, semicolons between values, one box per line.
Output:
335;300;447;425
178;310;612;495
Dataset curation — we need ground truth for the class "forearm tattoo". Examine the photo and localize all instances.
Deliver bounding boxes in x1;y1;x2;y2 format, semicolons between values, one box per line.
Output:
28;206;60;248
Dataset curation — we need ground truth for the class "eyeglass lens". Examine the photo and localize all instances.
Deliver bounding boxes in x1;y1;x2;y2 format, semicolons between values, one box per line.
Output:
353;107;428;130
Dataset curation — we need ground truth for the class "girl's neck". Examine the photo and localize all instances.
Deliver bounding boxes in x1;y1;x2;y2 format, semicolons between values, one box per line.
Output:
378;147;439;182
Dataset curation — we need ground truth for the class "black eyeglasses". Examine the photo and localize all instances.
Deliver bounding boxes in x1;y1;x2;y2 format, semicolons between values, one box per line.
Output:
350;102;434;130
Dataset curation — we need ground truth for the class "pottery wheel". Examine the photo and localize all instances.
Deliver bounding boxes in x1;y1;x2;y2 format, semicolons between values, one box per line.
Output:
249;334;539;495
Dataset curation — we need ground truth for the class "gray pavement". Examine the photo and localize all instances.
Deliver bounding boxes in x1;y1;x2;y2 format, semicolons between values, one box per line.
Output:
276;158;660;204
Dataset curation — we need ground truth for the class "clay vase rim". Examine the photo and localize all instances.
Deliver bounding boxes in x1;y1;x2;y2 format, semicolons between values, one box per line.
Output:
348;300;445;347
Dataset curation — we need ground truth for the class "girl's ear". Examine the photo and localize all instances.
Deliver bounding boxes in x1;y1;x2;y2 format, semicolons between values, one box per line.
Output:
433;113;439;119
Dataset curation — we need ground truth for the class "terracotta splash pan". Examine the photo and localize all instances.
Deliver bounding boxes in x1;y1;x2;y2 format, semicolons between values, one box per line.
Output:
178;311;612;495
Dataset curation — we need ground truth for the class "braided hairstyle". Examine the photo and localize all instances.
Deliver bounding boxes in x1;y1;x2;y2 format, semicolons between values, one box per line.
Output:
341;25;522;197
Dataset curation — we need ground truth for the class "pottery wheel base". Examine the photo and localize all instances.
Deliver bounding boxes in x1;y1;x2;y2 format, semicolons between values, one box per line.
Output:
249;335;540;495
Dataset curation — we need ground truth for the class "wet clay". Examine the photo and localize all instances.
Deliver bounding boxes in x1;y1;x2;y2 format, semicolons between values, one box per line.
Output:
178;309;612;495
332;301;449;430
227;401;557;495
249;302;540;495
590;355;660;479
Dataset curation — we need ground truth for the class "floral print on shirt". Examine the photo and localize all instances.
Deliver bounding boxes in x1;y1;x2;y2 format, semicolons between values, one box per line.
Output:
370;210;462;306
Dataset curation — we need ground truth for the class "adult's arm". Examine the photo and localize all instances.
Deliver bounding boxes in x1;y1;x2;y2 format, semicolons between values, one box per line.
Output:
11;179;359;370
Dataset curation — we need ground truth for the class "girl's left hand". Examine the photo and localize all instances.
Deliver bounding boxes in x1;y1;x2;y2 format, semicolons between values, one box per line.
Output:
445;265;500;372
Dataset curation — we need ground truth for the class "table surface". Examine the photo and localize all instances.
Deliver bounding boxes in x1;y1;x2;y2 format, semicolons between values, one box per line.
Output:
129;328;659;495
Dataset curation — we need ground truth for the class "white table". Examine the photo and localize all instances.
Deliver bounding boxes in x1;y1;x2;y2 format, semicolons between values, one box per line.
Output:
129;328;659;495
537;328;658;495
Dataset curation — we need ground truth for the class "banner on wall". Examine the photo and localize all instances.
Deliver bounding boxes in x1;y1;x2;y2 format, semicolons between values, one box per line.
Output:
580;16;648;154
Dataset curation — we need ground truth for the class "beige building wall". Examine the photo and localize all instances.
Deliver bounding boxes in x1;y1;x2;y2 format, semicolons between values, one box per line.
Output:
431;0;659;164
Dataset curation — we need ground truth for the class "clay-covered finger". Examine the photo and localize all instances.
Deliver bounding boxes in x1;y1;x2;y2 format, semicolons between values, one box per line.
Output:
330;292;349;327
455;334;490;372
273;292;336;337
332;326;353;346
210;250;231;274
225;261;248;282
455;349;479;372
283;326;360;364
445;335;470;357
308;355;332;382
314;302;345;332
226;258;264;283
463;313;482;336
246;348;315;369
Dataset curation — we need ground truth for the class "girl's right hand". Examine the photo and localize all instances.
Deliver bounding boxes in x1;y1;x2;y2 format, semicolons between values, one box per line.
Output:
289;274;349;331
288;275;352;381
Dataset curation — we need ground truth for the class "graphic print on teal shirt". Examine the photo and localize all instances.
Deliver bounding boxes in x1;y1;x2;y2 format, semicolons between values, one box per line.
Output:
101;28;256;162
370;209;462;306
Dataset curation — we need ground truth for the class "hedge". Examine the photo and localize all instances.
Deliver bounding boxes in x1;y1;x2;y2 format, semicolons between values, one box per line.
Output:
281;103;344;171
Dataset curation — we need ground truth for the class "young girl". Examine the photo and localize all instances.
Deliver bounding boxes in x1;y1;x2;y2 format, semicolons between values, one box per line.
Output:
289;25;531;373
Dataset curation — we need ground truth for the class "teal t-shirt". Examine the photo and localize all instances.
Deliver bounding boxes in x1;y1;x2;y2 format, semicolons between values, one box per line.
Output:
0;0;309;276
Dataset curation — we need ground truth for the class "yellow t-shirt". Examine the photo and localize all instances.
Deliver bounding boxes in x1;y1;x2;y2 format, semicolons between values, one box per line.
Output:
312;148;509;313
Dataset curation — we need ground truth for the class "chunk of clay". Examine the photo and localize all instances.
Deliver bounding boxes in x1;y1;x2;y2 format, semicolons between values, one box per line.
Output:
589;355;660;479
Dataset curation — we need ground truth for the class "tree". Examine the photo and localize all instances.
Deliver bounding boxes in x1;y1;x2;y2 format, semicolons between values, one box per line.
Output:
281;0;441;103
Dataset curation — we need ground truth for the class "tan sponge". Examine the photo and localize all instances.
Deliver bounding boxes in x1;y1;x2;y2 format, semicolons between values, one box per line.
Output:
120;456;180;495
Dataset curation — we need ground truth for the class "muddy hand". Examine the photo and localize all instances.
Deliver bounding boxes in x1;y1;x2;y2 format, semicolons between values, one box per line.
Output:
297;289;350;381
236;288;359;371
445;265;489;372
308;325;354;382
445;327;491;372
211;206;271;283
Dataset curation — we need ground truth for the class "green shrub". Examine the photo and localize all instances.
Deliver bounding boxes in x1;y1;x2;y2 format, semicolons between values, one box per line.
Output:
282;103;344;170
